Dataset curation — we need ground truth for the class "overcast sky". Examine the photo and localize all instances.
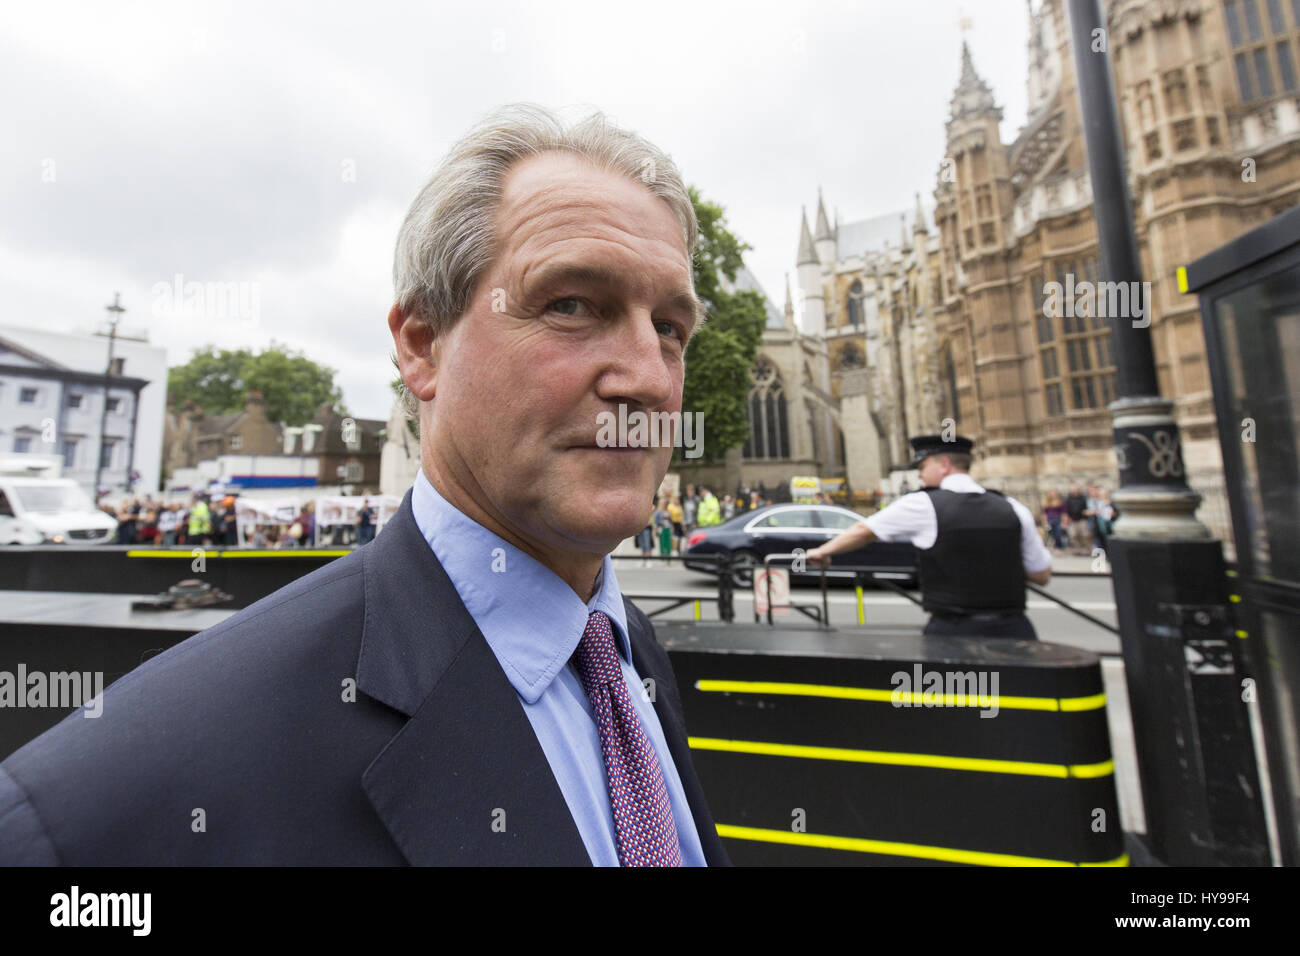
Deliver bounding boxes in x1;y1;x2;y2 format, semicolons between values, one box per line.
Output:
1;0;1033;420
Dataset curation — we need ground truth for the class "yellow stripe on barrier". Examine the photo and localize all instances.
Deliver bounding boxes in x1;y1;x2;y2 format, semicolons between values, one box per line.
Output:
220;550;350;558
1176;265;1189;294
688;736;1114;780
696;679;1105;713
714;824;1128;867
1059;692;1107;712
127;550;214;558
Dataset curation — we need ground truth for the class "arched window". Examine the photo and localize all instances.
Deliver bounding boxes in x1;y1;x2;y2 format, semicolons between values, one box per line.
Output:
846;281;864;327
743;358;790;460
837;343;865;371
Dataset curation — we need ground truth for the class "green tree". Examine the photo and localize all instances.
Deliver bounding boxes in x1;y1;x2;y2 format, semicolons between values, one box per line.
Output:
679;187;768;463
168;343;345;426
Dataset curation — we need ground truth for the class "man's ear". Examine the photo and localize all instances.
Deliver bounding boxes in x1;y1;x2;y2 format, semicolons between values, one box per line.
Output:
388;302;439;402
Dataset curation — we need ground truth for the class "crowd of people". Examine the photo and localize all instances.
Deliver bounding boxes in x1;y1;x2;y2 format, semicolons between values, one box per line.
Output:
1040;483;1117;555
635;482;778;564
100;493;323;549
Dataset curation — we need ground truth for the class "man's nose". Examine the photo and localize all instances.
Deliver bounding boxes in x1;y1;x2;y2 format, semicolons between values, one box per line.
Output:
598;311;675;408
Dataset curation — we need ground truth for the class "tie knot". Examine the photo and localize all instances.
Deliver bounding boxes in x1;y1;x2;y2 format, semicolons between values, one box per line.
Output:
574;610;622;689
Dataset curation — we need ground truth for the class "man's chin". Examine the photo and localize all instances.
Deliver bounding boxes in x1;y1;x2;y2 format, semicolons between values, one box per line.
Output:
560;497;653;548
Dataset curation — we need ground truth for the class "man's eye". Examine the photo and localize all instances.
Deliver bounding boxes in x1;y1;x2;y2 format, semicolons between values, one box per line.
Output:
655;320;685;342
547;297;588;316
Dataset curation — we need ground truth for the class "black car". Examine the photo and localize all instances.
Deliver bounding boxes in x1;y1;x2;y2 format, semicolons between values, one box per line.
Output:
683;503;917;588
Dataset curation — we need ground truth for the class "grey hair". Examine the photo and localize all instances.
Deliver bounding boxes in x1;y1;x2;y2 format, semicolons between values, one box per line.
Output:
392;102;699;421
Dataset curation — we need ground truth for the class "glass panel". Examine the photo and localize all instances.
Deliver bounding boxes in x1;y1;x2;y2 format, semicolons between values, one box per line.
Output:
1254;46;1276;97
1226;0;1244;46
765;393;780;460
756;509;818;529
1046;383;1063;416
818;509;866;531
1237;52;1256;99
1244;0;1263;40
1213;266;1300;583
1278;40;1297;91
1267;0;1286;32
776;394;789;458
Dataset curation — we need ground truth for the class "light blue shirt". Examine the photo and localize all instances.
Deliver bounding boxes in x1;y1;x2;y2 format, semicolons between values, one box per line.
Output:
410;470;706;866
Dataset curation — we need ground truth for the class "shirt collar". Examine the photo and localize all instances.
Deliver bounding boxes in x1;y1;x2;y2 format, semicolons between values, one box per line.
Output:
940;473;984;493
410;470;631;704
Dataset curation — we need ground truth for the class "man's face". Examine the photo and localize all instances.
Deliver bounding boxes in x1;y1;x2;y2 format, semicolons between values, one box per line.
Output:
423;150;698;556
917;455;946;488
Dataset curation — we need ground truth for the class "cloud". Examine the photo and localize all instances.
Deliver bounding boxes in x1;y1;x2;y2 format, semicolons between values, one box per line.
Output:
1;0;1029;418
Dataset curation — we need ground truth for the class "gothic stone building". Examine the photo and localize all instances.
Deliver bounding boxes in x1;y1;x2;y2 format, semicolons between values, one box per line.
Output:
741;0;1299;523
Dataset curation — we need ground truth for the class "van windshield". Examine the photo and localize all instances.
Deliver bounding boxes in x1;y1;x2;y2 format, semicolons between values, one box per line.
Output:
10;484;95;514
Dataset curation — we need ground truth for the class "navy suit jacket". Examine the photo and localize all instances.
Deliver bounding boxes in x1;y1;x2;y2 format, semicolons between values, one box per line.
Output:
0;492;729;866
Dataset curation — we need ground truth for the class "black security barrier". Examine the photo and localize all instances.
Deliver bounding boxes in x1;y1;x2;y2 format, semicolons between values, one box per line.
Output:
0;546;350;609
2;603;1127;866
657;621;1125;866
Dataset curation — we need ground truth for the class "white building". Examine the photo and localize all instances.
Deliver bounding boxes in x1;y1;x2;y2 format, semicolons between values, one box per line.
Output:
0;325;168;498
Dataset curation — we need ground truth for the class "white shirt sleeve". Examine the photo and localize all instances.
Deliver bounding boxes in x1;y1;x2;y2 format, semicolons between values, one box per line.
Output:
863;492;938;549
1008;496;1053;573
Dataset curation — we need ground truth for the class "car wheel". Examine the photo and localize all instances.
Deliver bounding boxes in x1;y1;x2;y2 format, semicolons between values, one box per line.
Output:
729;549;759;588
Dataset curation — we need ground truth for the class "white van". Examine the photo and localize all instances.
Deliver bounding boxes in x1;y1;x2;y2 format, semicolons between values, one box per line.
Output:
0;476;118;545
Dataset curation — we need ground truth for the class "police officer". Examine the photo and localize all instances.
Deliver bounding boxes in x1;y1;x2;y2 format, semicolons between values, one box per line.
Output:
807;434;1052;639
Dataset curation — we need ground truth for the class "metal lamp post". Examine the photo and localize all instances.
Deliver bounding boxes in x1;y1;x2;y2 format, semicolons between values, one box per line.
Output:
93;293;125;501
1066;0;1270;865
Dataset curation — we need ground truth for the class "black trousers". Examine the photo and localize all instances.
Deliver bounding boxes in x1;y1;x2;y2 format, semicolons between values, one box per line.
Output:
922;613;1038;640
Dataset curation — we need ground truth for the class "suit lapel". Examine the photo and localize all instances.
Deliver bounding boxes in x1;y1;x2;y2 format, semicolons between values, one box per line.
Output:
357;492;588;866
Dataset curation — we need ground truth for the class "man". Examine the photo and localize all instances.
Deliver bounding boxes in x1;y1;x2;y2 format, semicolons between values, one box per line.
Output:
1065;483;1090;554
1085;482;1105;552
356;498;375;546
696;486;721;527
682;483;698;535
187;492;211;546
0;104;727;867
807;435;1051;640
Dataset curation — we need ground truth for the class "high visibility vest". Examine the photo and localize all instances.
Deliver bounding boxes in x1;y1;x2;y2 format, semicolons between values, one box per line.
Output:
188;501;211;535
697;495;721;527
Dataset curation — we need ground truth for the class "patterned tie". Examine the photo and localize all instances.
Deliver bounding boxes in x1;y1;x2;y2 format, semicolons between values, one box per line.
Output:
573;610;683;867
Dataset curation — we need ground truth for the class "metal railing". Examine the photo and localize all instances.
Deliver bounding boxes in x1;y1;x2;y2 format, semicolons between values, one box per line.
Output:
610;551;1126;638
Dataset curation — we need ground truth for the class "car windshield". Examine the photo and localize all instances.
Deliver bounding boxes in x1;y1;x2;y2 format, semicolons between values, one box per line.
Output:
10;484;96;514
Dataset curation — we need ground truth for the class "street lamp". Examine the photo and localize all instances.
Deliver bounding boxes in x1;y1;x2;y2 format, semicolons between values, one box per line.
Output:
93;293;125;501
1066;0;1269;865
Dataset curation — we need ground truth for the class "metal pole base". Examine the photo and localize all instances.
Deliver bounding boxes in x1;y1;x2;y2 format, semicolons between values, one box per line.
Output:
1110;395;1213;540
